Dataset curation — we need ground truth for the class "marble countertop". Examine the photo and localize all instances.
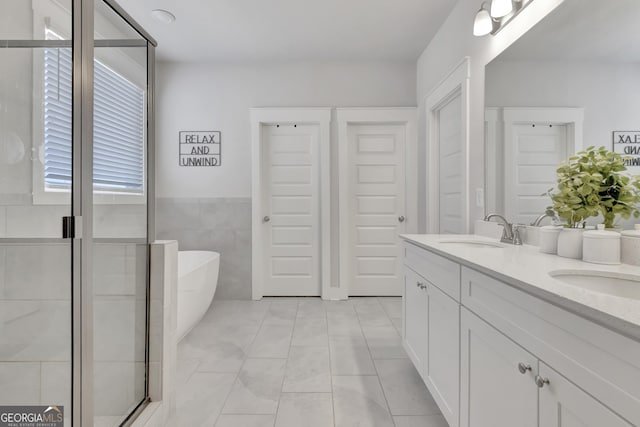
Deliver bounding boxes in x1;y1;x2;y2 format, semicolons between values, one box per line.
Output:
400;234;640;341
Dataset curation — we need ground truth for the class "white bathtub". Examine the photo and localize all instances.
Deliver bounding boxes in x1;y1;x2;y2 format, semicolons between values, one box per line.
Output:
177;251;220;341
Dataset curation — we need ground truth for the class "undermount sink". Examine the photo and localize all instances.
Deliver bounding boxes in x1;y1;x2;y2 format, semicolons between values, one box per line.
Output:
437;239;505;248
549;270;640;300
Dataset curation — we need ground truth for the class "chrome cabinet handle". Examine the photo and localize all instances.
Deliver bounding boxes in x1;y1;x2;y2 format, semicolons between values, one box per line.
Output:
398;216;405;223
416;282;427;290
263;216;270;223
518;363;532;374
535;375;550;388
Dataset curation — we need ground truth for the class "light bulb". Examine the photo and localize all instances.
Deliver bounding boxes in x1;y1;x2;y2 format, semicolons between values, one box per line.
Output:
473;7;493;36
490;0;513;18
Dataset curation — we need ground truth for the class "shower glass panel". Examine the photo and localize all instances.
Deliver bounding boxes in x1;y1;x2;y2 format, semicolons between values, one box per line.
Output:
0;1;73;426
93;1;149;426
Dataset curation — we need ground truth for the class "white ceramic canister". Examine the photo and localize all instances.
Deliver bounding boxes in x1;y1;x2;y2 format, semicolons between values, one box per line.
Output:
539;225;563;254
621;224;640;266
557;228;585;259
582;227;621;265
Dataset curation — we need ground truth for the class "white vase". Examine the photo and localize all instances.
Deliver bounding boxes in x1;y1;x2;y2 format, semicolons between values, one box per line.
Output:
557;228;585;259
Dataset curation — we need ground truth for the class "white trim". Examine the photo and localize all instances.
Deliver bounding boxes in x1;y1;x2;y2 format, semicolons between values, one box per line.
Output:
250;108;331;300
501;107;584;220
484;108;501;215
337;107;418;299
425;57;471;233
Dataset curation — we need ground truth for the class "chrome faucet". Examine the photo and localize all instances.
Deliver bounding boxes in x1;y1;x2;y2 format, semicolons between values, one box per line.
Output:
530;212;558;227
484;213;523;245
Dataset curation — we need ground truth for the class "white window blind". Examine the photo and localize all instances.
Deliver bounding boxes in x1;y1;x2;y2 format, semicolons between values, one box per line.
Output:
43;31;145;193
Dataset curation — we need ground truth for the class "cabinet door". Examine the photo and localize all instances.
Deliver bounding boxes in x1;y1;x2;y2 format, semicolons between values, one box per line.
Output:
538;362;634;427
403;267;428;376
425;283;460;427
460;308;537;427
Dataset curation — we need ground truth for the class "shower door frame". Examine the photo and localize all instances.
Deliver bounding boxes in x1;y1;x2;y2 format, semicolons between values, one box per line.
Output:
70;1;158;426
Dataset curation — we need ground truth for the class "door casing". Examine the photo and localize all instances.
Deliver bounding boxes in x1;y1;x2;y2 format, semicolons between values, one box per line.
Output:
337;108;418;299
250;108;331;300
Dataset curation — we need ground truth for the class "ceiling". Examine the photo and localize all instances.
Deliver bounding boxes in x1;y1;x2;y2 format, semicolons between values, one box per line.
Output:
116;0;456;63
497;0;640;63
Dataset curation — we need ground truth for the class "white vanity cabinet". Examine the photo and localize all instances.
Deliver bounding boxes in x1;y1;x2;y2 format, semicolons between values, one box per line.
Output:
460;308;538;427
403;243;460;427
402;239;640;427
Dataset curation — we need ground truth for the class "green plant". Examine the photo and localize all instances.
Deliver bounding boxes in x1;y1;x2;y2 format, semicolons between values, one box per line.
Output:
546;146;640;228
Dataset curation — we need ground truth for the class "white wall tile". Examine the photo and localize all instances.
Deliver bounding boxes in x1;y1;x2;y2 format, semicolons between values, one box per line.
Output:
94;362;146;416
4;244;70;300
0;362;40;404
94;298;145;363
0;207;6;237
5;205;68;238
0;301;70;361
41;362;71;409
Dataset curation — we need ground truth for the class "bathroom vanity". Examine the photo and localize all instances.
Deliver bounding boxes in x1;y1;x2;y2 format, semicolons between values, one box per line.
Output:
401;235;640;427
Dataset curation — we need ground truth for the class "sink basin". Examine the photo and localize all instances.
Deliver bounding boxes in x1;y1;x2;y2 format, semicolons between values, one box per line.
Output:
549;270;640;300
438;239;505;248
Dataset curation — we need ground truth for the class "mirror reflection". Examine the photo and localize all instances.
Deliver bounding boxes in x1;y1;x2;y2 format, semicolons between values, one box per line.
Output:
484;0;640;227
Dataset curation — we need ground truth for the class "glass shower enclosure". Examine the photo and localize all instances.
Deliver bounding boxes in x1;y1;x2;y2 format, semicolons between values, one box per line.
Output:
0;1;155;426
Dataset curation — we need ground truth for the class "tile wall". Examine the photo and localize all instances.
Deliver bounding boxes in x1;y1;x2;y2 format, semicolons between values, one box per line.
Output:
156;197;251;300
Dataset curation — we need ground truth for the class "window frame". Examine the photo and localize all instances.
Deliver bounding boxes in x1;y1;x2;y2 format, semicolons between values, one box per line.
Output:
32;5;147;205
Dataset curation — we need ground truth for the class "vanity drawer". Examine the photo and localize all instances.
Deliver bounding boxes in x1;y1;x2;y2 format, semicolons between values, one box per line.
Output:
461;266;640;425
404;242;461;301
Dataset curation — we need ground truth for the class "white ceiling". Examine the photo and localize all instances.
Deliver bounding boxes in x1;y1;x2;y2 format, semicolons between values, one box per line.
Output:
116;0;456;63
497;0;640;63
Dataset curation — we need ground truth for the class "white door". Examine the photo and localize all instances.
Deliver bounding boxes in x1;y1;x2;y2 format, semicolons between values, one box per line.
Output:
538;362;633;427
505;123;568;224
346;124;406;296
262;124;320;296
438;94;464;234
460;308;538;427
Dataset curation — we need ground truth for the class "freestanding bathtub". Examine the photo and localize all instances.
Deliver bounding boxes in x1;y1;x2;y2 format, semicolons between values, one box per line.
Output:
177;251;220;341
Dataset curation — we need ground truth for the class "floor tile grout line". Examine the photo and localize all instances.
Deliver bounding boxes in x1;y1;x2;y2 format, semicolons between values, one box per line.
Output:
211;299;273;426
358;297;398;427
272;299;301;426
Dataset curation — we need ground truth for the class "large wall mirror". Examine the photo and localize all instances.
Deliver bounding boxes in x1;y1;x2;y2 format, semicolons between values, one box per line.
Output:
484;0;640;227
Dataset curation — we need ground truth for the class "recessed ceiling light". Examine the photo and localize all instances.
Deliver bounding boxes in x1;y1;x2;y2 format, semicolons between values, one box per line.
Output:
151;9;176;24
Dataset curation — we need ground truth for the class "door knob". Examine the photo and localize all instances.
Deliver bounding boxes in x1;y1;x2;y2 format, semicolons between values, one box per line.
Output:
517;362;532;374
263;216;270;223
535;375;550;388
398;216;405;223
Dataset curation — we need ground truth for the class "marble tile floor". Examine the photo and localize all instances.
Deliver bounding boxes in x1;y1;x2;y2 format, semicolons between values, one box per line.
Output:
170;297;447;427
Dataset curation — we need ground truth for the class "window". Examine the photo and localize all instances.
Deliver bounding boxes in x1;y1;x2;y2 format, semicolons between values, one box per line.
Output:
43;30;145;195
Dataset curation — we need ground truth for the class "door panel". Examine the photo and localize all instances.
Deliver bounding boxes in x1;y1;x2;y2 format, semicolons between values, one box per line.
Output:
506;123;567;224
539;362;633;427
262;124;320;296
438;94;464;234
347;124;406;296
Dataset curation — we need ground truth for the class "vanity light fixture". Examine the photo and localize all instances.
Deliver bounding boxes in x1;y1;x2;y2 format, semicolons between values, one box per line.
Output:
490;0;514;18
151;9;176;24
473;2;495;36
473;0;531;37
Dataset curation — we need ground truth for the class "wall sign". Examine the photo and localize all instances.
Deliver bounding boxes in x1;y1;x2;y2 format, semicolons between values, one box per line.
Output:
613;131;640;169
179;131;221;166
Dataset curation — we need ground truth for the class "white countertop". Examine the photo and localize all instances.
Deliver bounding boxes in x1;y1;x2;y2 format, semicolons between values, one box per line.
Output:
400;234;640;340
